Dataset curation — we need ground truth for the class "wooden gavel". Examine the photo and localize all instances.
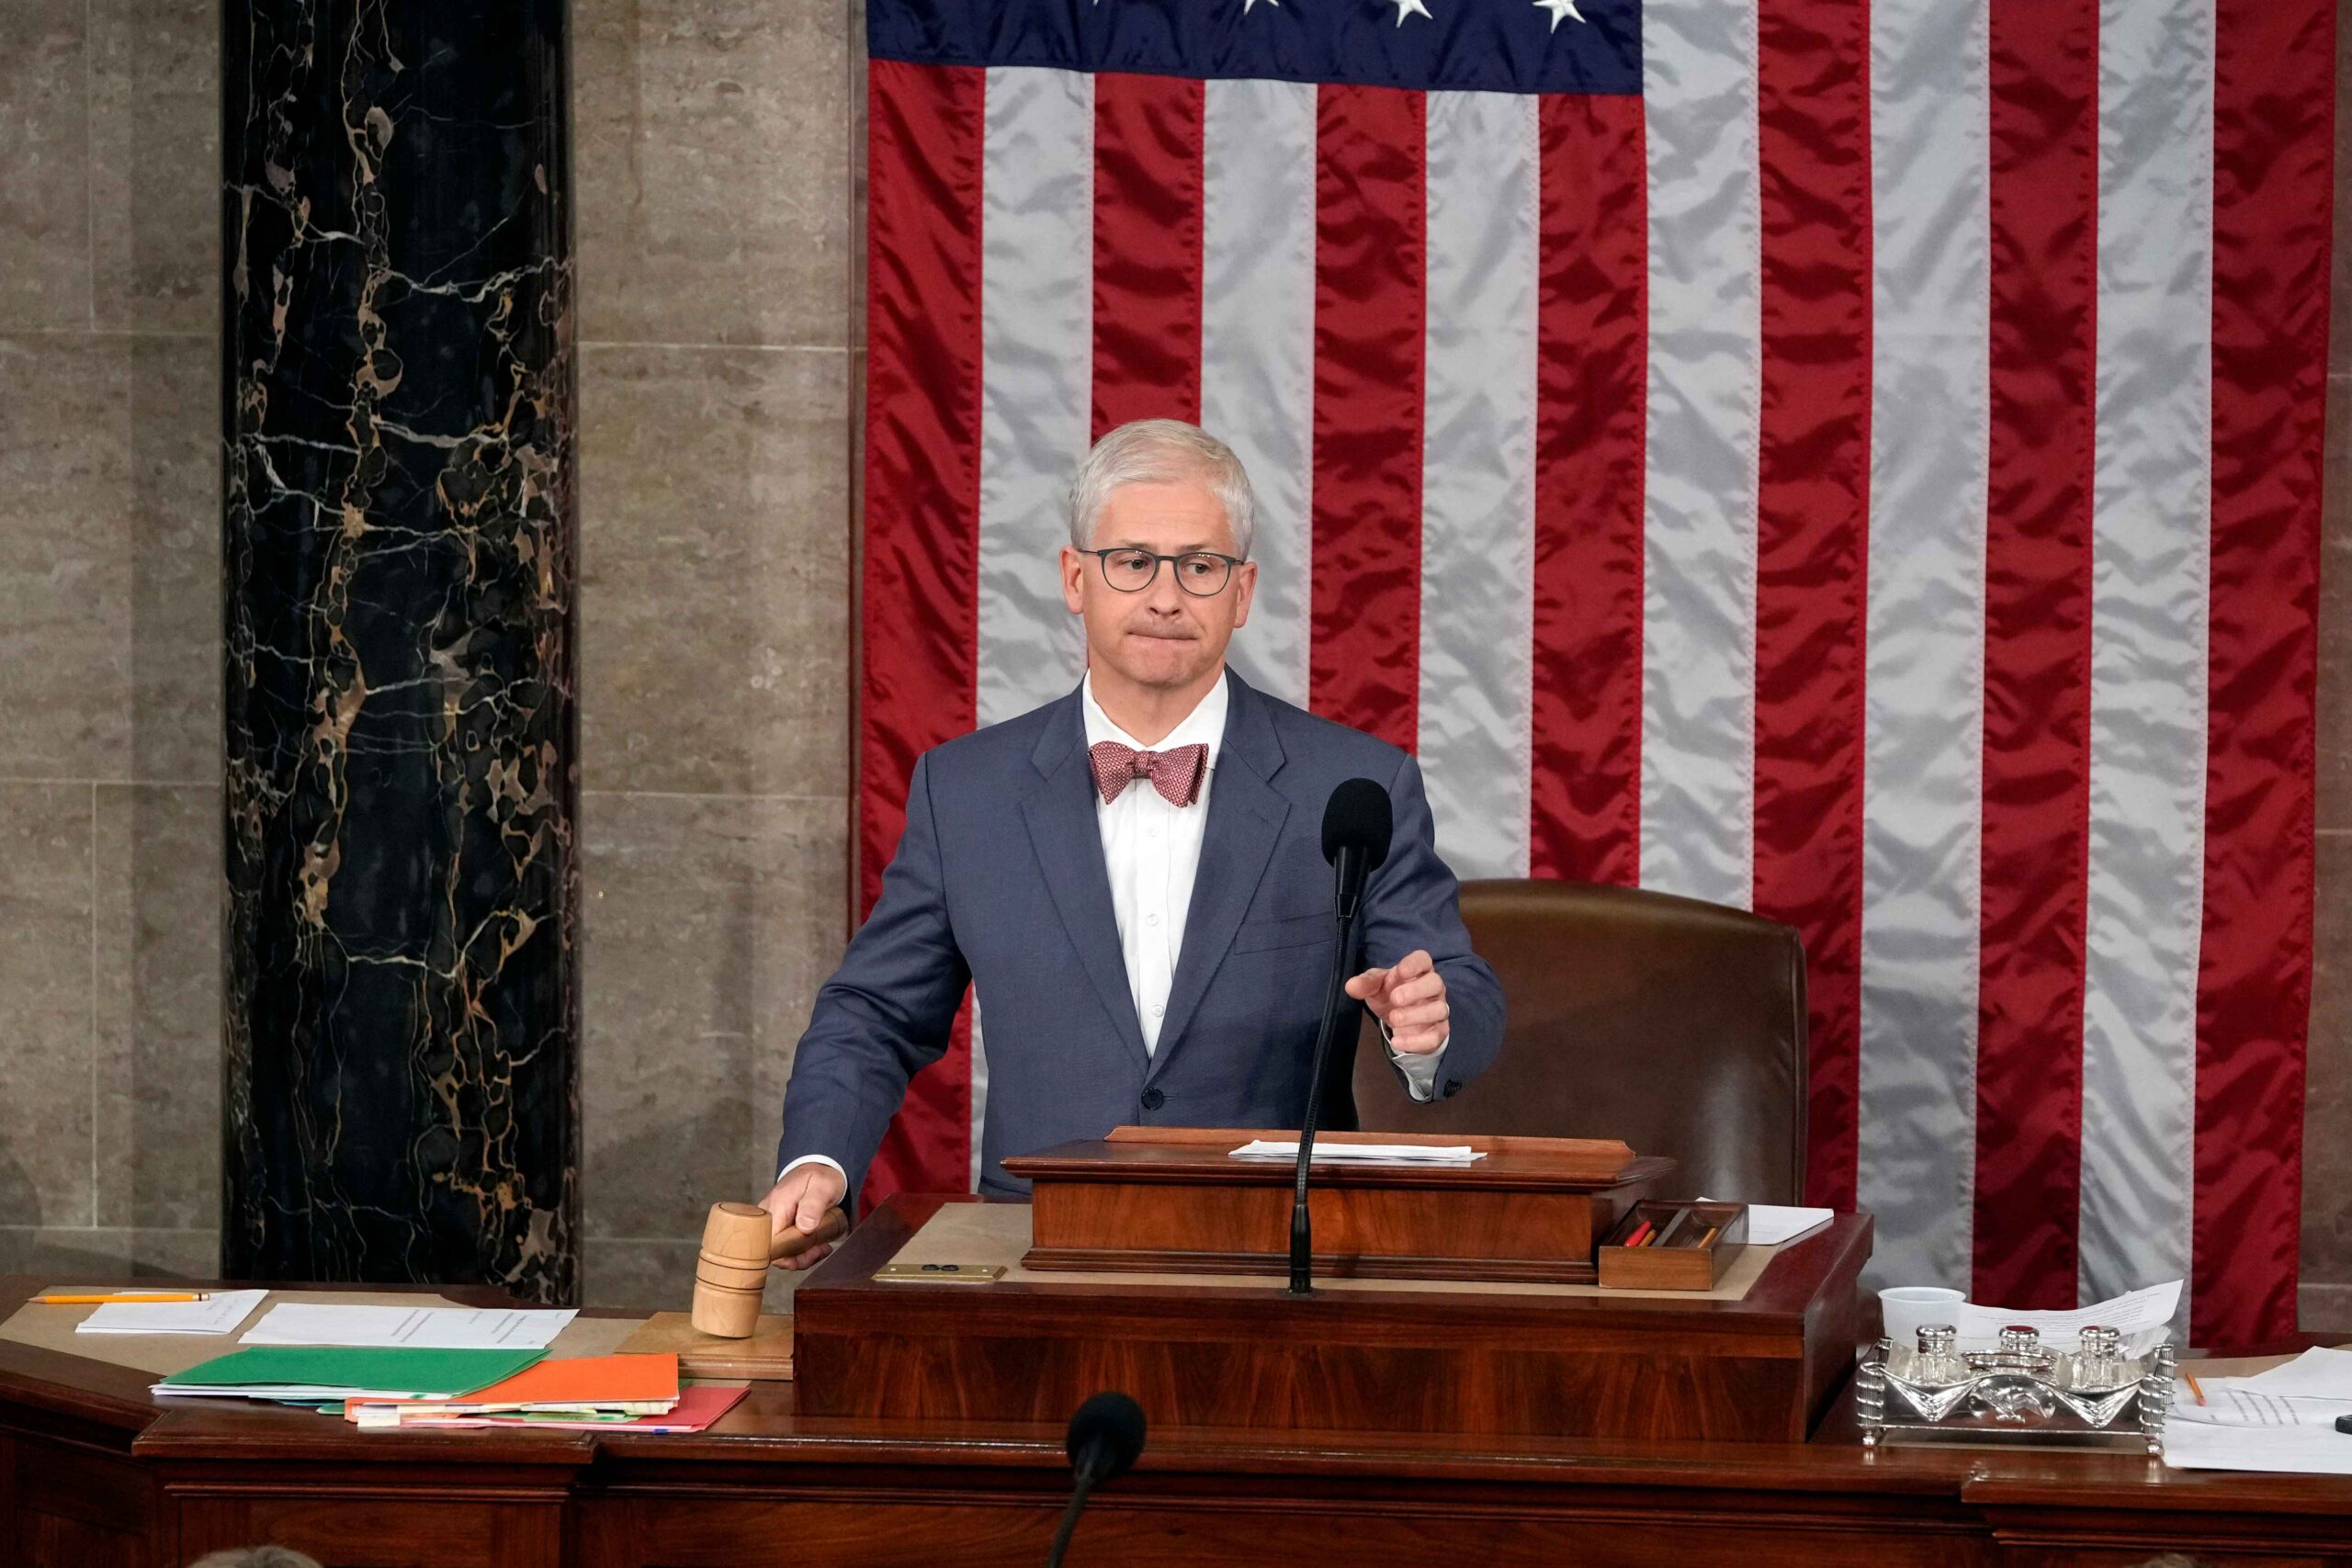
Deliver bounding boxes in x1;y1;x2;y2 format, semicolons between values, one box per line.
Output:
690;1201;850;1338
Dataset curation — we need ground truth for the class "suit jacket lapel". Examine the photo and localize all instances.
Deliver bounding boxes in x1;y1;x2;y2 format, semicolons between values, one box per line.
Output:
1020;691;1151;1070
1150;671;1290;1074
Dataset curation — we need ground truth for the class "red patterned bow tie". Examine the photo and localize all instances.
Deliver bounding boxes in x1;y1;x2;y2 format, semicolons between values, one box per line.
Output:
1088;740;1209;807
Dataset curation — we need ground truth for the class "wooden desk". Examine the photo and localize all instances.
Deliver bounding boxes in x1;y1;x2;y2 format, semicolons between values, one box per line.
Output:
795;1197;1866;1443
5;1252;2350;1568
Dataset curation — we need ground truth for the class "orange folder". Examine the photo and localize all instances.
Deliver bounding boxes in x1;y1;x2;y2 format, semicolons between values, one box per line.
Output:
346;1353;680;1425
455;1352;680;1408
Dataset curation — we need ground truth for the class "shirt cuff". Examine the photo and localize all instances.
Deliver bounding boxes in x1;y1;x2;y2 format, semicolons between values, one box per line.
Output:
777;1152;849;1188
1379;1018;1451;1103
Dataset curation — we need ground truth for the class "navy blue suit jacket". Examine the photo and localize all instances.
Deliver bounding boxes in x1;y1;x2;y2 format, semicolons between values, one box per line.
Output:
776;669;1507;1197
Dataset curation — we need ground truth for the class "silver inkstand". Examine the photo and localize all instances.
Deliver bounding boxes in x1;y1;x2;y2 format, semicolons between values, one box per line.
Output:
1857;1322;2174;1453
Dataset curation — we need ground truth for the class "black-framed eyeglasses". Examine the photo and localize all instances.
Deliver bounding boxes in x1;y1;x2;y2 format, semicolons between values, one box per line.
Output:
1078;547;1248;597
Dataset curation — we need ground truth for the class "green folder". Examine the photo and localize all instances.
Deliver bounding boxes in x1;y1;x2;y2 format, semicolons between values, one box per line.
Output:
153;1347;546;1401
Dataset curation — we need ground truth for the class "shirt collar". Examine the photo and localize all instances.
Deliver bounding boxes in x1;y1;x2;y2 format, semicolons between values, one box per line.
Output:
1081;669;1228;768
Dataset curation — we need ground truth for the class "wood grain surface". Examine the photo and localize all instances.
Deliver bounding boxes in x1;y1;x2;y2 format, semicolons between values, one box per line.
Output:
6;1269;2351;1568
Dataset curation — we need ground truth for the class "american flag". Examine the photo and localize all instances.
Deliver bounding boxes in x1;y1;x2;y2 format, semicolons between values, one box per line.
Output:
854;0;2329;1345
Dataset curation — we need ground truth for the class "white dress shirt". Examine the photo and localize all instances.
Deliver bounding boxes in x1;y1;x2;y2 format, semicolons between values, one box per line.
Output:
1082;671;1225;1055
1080;674;1448;1089
780;672;1444;1187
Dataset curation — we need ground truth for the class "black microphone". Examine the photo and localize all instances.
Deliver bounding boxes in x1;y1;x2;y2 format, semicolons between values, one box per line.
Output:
1322;776;1394;926
1289;779;1394;1295
1047;1391;1147;1568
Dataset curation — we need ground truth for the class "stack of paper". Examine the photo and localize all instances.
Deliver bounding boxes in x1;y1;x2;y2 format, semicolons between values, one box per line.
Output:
343;1353;742;1433
345;1353;678;1427
2165;1355;2352;1475
77;1290;267;1336
2165;1422;2352;1475
456;1384;746;1434
153;1347;547;1404
2173;1348;2352;1432
239;1303;576;1349
2173;1386;2352;1429
1229;1140;1484;1165
2241;1346;2352;1399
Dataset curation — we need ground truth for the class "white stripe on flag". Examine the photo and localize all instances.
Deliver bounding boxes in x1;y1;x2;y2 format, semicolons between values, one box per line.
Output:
977;66;1094;731
2077;0;2211;1316
1418;90;1538;879
1204;77;1318;710
1639;0;1761;907
975;65;1097;1185
1857;0;1991;1293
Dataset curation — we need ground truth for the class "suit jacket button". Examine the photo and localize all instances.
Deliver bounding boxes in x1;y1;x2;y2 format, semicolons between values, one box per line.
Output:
1140;1088;1166;1112
1442;1079;1462;1099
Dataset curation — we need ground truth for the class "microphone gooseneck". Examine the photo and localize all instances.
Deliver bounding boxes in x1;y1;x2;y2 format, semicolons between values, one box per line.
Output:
1289;779;1396;1295
1047;1392;1147;1568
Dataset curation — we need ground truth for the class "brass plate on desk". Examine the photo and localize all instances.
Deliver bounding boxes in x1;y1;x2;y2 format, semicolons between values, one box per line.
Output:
874;1262;1006;1284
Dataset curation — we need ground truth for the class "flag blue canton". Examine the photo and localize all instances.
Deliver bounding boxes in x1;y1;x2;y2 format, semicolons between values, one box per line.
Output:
867;0;1642;96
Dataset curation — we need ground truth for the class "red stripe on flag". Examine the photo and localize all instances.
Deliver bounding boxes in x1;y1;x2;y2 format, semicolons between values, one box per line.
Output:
2192;0;2331;1348
1971;0;2098;1309
1309;85;1425;751
859;60;986;1207
1753;0;1871;1211
1529;93;1645;886
1092;73;1205;436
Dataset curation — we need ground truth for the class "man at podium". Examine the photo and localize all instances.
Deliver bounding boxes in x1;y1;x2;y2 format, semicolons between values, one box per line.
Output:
762;420;1505;1265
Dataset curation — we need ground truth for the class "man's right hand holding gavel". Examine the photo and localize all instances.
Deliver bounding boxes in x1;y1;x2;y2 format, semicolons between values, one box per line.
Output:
757;1160;849;1271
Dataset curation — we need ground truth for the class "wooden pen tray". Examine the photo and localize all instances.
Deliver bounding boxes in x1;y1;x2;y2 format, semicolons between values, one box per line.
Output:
1597;1201;1748;1290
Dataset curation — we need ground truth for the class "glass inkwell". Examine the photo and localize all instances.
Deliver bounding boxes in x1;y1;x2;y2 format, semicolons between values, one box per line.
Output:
2054;1324;2138;1426
1966;1325;2058;1422
1883;1324;1978;1420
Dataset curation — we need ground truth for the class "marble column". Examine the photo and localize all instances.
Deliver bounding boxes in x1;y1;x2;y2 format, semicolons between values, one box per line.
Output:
221;0;579;1303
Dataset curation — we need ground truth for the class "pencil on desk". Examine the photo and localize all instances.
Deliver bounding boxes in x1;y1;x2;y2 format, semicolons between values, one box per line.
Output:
29;1292;209;1305
2184;1371;2207;1405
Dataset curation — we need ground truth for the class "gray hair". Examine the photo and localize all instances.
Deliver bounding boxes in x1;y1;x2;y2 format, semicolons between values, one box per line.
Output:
1066;419;1257;559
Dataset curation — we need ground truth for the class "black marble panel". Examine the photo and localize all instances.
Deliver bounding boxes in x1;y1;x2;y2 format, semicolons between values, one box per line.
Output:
222;0;579;1303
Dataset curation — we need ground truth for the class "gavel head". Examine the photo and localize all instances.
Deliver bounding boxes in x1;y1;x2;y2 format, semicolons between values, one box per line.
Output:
702;1201;773;1263
690;1201;774;1339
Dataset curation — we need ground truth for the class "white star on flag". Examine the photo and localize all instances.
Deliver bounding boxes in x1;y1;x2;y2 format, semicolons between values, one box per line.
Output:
1532;0;1587;28
1242;0;1279;11
1391;0;1433;24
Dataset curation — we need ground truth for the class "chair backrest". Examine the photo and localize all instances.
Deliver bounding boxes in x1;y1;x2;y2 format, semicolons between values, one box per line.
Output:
1351;878;1810;1204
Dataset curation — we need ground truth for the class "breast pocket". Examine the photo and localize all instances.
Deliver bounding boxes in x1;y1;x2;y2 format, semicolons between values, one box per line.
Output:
1228;908;1333;954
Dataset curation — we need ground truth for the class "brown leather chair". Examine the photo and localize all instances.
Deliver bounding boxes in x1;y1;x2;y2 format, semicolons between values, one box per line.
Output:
1352;878;1809;1203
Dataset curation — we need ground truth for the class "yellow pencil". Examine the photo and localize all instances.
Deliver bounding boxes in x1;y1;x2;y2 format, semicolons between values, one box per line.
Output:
2184;1371;2207;1406
30;1292;210;1305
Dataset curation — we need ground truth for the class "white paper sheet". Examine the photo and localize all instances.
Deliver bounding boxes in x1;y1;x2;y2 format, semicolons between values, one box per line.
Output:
1698;1201;1833;1246
239;1304;576;1350
76;1290;267;1337
2238;1347;2352;1401
2164;1418;2352;1474
1950;1280;2181;1347
1228;1140;1483;1165
2170;1385;2352;1429
152;1382;462;1401
1744;1206;1833;1245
